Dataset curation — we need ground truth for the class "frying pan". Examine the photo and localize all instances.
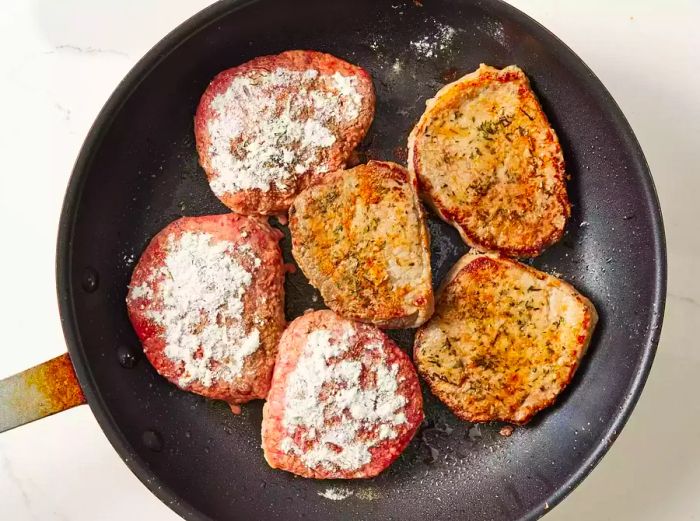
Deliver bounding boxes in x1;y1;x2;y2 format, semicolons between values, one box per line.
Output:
0;0;666;519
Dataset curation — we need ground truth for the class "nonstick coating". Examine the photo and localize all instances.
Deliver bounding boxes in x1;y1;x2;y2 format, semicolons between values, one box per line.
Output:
56;1;666;520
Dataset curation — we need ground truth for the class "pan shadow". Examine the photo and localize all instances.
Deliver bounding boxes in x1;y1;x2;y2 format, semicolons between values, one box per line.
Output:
550;345;700;520
547;55;698;518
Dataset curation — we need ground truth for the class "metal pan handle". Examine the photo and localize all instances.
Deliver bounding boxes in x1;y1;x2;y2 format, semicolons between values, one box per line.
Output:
0;353;86;432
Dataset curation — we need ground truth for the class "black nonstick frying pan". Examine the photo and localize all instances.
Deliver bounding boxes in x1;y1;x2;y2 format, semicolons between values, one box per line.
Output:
0;0;666;519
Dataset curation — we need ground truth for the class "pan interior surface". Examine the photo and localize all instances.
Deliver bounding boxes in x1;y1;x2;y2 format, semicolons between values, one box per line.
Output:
57;0;665;520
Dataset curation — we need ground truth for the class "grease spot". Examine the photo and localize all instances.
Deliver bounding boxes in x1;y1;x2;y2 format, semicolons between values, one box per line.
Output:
116;344;139;368
142;430;163;452
81;267;99;292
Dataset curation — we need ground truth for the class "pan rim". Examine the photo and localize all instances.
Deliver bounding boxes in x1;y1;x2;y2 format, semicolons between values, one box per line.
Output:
55;1;667;520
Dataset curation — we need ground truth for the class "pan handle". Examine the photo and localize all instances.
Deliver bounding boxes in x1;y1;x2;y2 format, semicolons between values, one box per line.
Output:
0;353;86;432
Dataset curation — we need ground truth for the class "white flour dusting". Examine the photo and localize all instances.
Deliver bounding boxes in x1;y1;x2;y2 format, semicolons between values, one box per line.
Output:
129;283;152;300
280;326;407;472
129;232;260;387
207;68;363;195
319;486;354;501
478;19;508;47
410;21;456;58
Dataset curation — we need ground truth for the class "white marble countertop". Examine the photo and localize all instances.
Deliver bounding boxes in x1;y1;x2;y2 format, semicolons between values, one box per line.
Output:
1;1;698;519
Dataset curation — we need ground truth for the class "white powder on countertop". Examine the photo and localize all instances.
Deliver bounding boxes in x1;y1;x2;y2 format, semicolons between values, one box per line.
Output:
280;326;407;472
207;68;364;195
129;232;260;387
318;487;354;500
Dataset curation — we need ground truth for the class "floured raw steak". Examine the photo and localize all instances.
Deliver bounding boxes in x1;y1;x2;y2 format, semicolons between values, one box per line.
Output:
262;310;423;478
126;214;286;410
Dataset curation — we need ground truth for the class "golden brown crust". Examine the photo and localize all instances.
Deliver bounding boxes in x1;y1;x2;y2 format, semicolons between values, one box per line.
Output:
289;161;434;328
414;252;597;425
408;64;570;258
195;50;375;215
